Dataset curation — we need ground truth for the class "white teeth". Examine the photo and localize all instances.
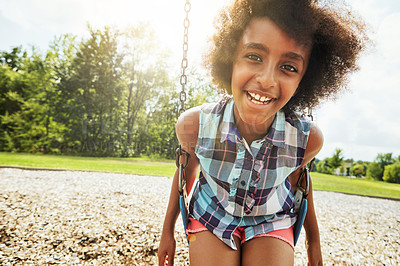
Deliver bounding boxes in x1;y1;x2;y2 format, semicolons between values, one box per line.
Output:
251;99;263;105
247;91;273;104
248;92;257;98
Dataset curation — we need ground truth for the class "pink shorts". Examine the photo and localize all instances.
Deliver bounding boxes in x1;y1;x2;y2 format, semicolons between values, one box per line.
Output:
187;218;294;250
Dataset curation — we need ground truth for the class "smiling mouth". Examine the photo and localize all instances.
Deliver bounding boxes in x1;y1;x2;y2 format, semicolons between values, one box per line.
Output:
246;91;275;105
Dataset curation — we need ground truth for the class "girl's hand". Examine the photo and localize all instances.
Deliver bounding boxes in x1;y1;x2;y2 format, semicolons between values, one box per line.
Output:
306;238;323;266
158;230;176;266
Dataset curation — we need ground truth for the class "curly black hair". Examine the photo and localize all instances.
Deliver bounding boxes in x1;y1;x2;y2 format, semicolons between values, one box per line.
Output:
205;0;369;112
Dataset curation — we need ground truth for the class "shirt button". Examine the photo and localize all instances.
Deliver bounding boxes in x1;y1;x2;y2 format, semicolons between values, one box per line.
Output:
241;180;246;186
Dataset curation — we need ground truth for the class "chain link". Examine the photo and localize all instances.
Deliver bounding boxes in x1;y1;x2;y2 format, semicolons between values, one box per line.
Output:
179;0;191;116
308;107;313;121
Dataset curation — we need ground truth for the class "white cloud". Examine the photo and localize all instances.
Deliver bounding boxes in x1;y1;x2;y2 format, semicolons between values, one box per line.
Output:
377;12;400;63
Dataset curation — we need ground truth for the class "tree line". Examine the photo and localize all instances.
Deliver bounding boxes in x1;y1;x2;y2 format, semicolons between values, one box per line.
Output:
1;24;398;183
314;149;400;183
0;24;218;159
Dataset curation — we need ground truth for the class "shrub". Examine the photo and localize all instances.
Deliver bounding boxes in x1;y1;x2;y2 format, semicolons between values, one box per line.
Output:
366;162;383;181
350;163;367;177
383;163;400;184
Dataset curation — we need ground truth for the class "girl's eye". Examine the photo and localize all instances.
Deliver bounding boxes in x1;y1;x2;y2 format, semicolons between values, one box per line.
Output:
246;54;262;62
280;64;298;73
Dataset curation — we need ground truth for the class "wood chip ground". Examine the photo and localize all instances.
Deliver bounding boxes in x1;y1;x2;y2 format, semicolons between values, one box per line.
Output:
0;168;399;265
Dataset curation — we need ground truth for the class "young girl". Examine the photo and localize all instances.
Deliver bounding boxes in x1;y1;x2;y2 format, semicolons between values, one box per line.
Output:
158;0;367;265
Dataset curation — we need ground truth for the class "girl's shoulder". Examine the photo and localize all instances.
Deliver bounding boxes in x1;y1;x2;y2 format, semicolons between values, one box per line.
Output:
284;110;323;165
176;106;201;154
304;122;324;164
176;99;230;154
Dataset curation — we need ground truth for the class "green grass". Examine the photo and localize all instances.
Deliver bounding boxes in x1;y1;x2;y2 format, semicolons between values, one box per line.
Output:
1;152;399;199
0;152;176;178
311;172;400;200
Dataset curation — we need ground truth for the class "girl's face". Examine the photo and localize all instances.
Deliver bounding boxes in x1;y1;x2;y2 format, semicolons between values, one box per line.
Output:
231;17;311;135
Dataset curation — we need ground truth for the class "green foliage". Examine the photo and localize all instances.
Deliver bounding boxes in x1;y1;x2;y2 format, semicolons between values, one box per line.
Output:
316;158;333;175
383;163;400;184
375;153;394;169
0;23;221;159
0;46;27;70
183;68;221;109
328;148;344;170
350;163;367;177
366;162;383;181
338;165;346;175
0;47;69;153
314;151;399;183
64;26;126;156
315;148;345;175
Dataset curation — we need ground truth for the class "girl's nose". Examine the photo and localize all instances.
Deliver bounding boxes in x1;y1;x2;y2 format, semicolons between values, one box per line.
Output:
255;65;278;89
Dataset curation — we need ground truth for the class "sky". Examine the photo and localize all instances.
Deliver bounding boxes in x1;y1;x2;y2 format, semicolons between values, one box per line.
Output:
0;0;399;162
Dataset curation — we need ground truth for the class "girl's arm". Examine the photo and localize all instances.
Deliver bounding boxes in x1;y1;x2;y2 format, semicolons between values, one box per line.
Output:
303;123;324;266
303;176;323;266
290;122;323;265
158;107;200;266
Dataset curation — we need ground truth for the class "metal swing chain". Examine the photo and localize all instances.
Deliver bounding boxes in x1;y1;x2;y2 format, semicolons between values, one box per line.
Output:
307;106;316;171
179;0;191;116
307;106;314;122
176;0;191;195
295;105;315;206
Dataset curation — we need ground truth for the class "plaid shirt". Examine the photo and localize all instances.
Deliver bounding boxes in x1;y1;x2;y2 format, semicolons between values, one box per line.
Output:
188;98;311;249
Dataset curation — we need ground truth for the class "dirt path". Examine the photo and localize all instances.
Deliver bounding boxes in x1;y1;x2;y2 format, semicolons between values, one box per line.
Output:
0;168;399;265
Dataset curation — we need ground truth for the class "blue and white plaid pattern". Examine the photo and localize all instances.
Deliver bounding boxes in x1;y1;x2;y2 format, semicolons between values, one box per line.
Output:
189;98;311;249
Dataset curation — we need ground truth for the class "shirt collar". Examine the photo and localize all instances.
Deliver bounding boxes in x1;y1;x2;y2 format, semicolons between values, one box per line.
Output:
219;99;287;148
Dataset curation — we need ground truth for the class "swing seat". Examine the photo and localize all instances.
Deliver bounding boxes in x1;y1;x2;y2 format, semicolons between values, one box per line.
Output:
179;193;189;238
176;147;190;240
292;166;311;246
293;197;307;246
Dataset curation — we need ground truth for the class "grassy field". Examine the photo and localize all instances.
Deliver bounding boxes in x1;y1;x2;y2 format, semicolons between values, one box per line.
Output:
1;152;399;199
0;152;176;177
310;172;400;200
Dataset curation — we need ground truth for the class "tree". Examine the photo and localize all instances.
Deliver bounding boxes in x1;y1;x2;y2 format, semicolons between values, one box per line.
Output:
382;163;400;183
66;26;125;155
183;68;221;109
366;162;383;181
375;153;394;169
0;46;27;71
328;148;344;172
132;68;220;159
350;163;367;177
0;46;68;153
46;34;79;152
0;47;28;117
120;23;172;149
0;23;190;158
315;148;344;175
316;158;333;175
